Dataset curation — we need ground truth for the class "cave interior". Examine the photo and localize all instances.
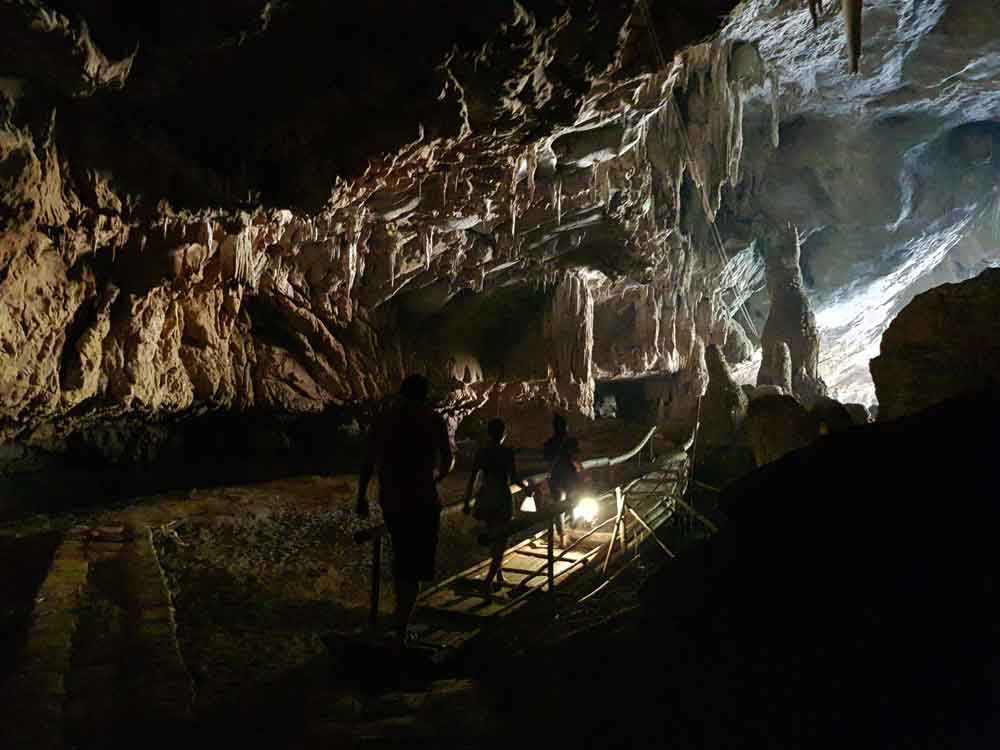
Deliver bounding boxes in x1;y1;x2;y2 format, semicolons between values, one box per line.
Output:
1;1;998;748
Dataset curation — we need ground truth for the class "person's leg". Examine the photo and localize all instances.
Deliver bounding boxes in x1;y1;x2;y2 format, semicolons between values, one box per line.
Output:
493;538;509;586
487;540;505;587
394;576;420;645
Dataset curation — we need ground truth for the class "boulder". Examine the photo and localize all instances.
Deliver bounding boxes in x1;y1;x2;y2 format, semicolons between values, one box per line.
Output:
744;393;817;465
809;396;854;434
749;384;785;400
844;403;872;425
870;268;1000;421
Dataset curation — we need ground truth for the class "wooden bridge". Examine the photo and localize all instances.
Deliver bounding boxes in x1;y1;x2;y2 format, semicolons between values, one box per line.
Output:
354;428;718;659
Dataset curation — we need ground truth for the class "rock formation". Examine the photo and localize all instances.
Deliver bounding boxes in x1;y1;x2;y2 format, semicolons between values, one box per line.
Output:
1;0;998;504
870;268;1000;422
754;222;827;407
744;393;816;466
843;403;872;426
724;1;1000;405
757;341;793;394
809;396;854;435
699;344;748;447
0;1;779;488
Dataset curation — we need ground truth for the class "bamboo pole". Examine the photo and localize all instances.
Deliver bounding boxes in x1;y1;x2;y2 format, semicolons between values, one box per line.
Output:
369;534;382;634
627;507;675;558
547;518;556;615
603;487;627;575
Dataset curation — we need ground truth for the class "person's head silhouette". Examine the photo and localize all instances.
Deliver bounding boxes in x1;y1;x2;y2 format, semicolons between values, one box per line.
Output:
399;374;430;403
552;413;567;436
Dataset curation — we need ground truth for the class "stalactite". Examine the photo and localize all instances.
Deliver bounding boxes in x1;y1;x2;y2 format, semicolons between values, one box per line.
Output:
554;176;563;226
421;225;435;271
510;190;518;241
525;148;537;206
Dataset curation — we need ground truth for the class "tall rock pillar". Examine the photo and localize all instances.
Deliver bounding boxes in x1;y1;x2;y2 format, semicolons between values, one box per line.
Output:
755;221;827;407
543;272;595;416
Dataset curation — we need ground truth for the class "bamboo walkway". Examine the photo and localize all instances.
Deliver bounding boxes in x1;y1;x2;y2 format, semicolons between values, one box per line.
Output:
354;436;701;659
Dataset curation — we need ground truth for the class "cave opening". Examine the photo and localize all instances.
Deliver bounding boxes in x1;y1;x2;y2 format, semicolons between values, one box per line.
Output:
595;378;653;423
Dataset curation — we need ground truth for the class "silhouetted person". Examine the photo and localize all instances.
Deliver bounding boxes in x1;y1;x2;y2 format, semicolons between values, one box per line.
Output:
356;374;454;649
543;414;570;546
550;436;583;537
463;419;523;600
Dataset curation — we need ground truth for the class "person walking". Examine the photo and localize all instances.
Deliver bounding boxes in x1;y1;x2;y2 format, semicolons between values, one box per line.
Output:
356;374;454;649
463;418;522;600
543;414;570;546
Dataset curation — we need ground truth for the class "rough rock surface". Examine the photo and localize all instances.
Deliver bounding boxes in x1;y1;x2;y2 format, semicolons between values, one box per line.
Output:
870;268;1000;422
0;1;771;467
743;393;816;466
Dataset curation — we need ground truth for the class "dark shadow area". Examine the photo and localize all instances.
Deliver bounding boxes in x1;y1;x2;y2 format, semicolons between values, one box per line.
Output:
0;531;61;684
475;388;1000;750
0;409;363;522
595;379;651;423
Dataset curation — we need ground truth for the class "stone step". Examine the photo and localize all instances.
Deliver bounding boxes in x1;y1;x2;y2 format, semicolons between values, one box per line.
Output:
117;526;195;728
0;537;89;750
1;525;195;749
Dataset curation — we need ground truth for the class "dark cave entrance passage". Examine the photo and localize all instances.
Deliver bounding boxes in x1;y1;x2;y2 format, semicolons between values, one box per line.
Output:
595;379;651;423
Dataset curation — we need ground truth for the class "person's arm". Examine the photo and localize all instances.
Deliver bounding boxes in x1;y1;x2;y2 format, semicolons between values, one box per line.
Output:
463;451;481;514
356;420;379;518
510;450;528;490
435;417;455;484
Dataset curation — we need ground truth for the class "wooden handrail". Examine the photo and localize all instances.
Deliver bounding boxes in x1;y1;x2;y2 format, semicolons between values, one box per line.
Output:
354;426;662;544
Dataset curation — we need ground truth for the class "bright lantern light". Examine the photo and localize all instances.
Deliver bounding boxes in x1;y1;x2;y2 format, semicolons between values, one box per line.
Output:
520;495;537;513
573;496;600;524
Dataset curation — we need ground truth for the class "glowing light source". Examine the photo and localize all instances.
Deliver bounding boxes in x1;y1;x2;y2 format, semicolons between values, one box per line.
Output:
520;495;537;513
573;496;600;524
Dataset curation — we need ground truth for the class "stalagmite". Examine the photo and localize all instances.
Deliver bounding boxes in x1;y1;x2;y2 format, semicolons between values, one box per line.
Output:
808;0;823;29
843;0;863;73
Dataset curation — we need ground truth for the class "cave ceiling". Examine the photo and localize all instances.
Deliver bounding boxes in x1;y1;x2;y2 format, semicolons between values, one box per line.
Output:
0;0;997;445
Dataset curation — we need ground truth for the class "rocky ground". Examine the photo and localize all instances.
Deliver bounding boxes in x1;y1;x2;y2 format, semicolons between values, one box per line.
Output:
0;417;654;735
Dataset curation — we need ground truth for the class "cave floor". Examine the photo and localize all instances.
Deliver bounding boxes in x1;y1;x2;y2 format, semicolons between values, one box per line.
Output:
0;419;660;748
